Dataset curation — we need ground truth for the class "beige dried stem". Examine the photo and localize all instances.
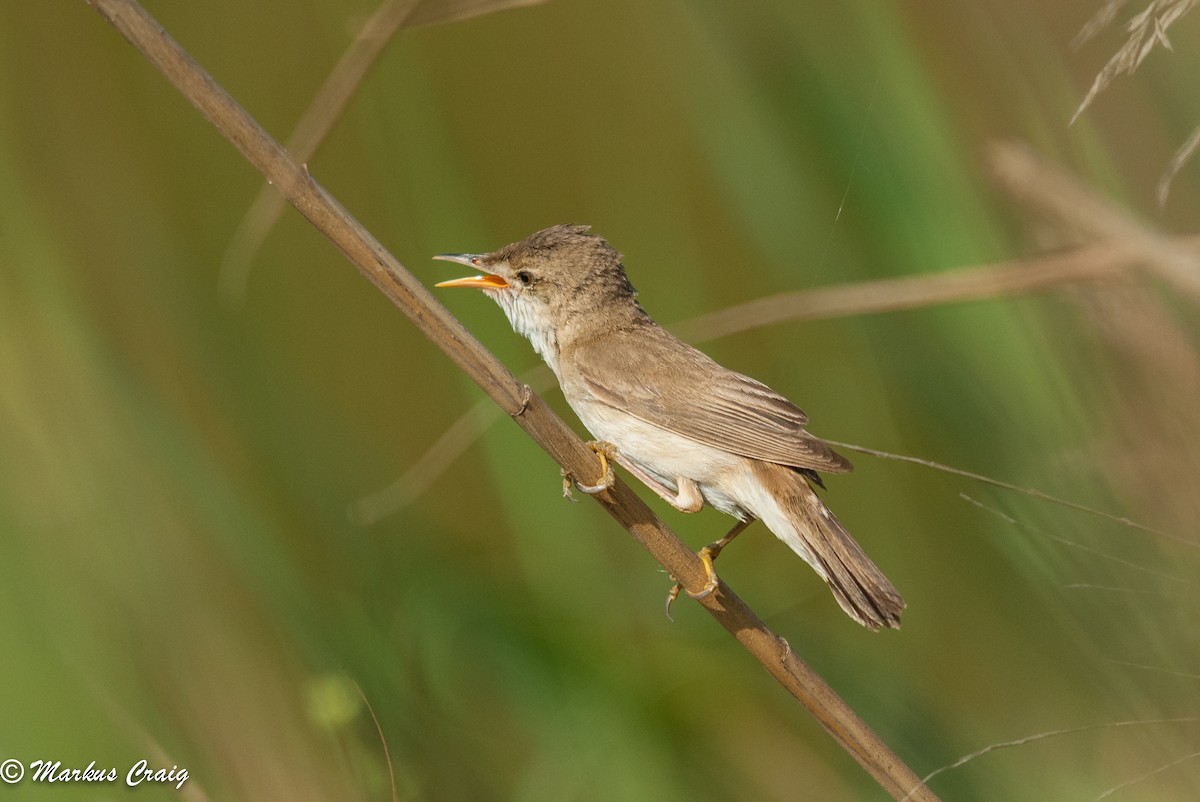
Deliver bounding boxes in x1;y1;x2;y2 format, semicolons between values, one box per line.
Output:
990;140;1200;299
217;0;549;303
86;1;936;799
1158;124;1200;207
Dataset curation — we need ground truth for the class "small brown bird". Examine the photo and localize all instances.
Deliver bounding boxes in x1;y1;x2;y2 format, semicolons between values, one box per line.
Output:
436;225;904;630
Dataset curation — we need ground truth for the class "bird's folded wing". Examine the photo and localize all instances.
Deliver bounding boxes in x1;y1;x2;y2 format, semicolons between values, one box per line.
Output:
571;328;852;473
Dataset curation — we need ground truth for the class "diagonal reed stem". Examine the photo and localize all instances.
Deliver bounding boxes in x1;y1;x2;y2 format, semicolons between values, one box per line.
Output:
85;1;938;798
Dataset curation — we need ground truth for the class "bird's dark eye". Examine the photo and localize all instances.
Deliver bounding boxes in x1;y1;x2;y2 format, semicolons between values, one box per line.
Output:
516;271;532;285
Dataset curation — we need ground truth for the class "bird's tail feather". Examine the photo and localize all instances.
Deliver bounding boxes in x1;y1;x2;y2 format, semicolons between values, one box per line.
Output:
750;462;905;630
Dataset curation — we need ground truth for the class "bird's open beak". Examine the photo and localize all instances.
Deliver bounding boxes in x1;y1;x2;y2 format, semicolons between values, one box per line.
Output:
433;254;510;289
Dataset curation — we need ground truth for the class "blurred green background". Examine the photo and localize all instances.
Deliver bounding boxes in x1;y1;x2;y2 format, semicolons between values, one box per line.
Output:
2;1;1199;799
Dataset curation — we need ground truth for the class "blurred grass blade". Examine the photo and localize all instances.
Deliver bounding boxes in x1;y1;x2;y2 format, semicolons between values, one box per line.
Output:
220;0;419;302
1158;124;1200;207
219;0;551;302
402;0;547;28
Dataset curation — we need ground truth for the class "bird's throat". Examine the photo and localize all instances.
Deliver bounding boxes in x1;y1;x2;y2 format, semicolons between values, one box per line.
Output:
495;293;562;375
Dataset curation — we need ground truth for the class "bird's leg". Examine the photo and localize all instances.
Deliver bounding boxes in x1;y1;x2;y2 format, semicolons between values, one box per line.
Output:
665;518;756;619
572;443;705;516
663;475;705;514
606;451;705;514
702;517;754;564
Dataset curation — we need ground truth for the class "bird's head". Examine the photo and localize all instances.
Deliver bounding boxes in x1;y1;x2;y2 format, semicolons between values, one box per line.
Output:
436;224;640;359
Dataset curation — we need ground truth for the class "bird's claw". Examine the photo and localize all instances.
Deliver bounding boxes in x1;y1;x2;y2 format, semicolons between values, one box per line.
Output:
664;544;722;620
664;582;681;621
559;468;580;501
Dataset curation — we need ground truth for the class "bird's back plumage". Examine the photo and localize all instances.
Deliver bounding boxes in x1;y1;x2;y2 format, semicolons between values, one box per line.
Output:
561;324;853;474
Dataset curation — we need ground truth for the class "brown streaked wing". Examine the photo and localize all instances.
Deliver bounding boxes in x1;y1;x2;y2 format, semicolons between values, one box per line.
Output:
568;326;852;473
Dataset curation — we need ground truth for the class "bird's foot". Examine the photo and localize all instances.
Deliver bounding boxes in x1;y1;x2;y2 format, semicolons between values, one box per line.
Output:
665;544;722;620
574;441;617;494
663;519;755;620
